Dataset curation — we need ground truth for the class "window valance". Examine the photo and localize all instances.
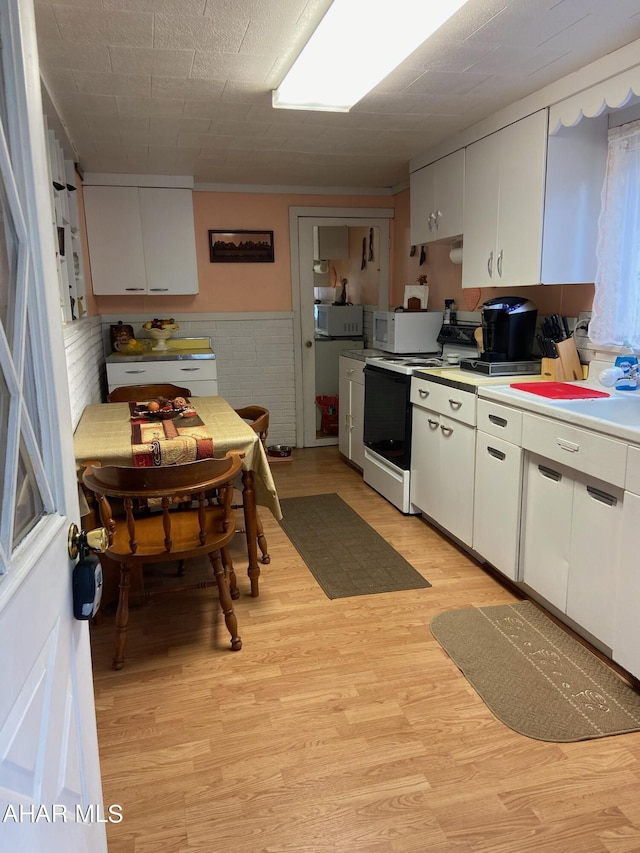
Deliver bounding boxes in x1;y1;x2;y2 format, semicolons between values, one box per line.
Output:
549;65;640;134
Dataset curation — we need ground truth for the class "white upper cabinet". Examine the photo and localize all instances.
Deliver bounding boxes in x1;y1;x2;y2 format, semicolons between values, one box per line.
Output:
410;149;464;246
83;186;199;295
462;109;607;288
462;111;547;288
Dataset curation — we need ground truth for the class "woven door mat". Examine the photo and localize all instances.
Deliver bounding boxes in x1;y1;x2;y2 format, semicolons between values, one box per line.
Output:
431;601;640;742
278;493;431;599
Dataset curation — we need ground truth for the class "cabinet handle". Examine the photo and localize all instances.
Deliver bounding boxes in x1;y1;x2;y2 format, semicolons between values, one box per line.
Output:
487;446;506;460
149;288;169;292
557;438;579;453
124;287;145;291
418;388;430;398
124;369;146;374
448;398;462;409
488;414;507;427
538;464;561;481
428;418;439;428
487;250;493;278
440;425;453;435
586;485;617;507
179;367;201;372
434;210;442;230
497;249;503;278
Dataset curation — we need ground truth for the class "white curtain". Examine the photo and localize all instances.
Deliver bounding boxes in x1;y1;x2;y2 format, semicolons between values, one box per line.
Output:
591;118;640;348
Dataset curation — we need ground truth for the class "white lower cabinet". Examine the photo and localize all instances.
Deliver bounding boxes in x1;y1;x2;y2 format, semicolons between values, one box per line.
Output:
410;377;476;547
520;452;623;648
106;358;218;396
473;432;523;581
338;356;365;469
613;447;640;677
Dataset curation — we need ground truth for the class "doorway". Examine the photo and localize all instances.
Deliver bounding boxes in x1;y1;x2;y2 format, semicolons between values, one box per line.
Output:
289;207;393;448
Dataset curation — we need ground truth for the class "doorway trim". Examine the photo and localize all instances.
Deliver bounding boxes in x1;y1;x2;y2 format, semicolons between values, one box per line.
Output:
289;206;394;448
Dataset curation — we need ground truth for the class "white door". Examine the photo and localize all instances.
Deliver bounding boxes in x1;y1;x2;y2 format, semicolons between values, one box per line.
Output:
289;209;391;448
0;2;106;851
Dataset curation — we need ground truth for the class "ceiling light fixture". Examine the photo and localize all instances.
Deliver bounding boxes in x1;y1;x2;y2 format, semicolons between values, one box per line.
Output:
272;0;469;112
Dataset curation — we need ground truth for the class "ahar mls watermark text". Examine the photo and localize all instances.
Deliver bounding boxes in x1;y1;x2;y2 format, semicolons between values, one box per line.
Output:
2;803;123;823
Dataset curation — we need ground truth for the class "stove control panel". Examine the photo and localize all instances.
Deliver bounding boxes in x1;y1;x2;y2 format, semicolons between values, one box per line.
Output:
437;322;480;347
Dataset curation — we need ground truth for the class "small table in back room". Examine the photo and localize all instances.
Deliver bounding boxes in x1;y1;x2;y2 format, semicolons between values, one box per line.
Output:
73;395;282;597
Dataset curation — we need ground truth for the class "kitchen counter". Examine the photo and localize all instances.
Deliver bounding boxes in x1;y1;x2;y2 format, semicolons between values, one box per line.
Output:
478;381;640;444
413;366;551;393
105;337;214;363
340;348;384;362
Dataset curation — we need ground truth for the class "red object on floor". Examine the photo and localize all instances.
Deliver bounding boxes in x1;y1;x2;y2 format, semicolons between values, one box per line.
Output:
509;382;611;399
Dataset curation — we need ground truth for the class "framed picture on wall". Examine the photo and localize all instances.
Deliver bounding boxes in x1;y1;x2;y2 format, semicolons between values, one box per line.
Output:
208;230;274;263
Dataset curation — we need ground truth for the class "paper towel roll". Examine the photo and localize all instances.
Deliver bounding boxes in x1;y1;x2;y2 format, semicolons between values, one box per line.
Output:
449;245;463;265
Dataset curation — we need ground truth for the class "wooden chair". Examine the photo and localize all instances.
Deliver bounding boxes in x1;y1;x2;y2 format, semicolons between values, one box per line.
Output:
234;406;270;564
107;383;192;403
83;453;245;670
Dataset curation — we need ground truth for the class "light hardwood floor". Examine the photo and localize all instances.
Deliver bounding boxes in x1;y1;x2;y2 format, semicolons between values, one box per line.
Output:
91;447;640;853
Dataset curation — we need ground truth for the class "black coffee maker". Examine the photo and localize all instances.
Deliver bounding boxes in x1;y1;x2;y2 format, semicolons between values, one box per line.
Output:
480;296;537;362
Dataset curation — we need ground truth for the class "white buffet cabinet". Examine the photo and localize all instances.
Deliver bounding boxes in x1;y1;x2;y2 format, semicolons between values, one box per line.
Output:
407;369;640;679
106;339;218;397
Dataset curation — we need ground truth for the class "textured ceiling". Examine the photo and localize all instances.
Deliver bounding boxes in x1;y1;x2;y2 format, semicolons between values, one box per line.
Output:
35;0;640;190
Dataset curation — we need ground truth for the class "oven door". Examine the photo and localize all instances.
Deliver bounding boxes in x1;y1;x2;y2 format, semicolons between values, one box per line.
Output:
363;364;412;470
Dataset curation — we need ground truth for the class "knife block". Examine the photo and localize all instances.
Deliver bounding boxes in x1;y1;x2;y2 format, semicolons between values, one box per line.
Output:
541;338;583;381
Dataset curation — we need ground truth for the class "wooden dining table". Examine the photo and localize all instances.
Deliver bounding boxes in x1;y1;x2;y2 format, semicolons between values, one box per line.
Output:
73;396;282;597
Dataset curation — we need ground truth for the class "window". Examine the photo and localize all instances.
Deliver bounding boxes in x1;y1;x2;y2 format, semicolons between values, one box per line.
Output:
590;119;640;349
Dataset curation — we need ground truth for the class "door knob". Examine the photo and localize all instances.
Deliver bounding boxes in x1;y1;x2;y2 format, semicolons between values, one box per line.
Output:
68;523;108;560
305;340;313;348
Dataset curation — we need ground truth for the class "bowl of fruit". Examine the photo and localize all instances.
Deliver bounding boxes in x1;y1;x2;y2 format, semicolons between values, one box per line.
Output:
142;319;179;350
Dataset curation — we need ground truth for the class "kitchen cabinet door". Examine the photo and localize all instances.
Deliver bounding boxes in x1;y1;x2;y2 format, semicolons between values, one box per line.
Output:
339;356;365;469
83;186;147;294
84;186;198;295
461;132;500;287
138;188;198;294
462;110;547;288
496;112;546;286
437;414;475;546
410;405;441;521
473;431;523;580
566;476;622;648
613;490;640;678
410;149;464;246
520;453;573;612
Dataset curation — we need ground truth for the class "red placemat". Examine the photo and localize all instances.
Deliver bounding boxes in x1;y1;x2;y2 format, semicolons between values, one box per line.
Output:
129;401;214;466
510;382;610;399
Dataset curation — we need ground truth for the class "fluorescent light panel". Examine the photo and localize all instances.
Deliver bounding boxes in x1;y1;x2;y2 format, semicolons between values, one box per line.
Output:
273;0;469;112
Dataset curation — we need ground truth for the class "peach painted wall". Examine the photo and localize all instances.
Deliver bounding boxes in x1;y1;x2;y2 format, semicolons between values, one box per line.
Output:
331;225;382;305
90;190;395;316
81;183;594;319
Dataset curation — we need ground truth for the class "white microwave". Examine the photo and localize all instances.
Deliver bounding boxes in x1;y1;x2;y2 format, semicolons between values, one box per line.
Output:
373;310;444;353
314;304;363;337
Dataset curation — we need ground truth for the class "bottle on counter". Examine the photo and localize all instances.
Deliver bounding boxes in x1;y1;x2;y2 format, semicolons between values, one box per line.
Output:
614;341;638;390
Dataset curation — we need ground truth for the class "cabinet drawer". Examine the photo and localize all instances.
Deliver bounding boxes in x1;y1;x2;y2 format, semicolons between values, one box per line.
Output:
107;359;217;388
477;399;522;444
625;445;640;495
339;357;365;385
411;377;476;425
522;412;627;488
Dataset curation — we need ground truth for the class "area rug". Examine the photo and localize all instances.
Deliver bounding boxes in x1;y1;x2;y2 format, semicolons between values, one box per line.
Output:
430;601;640;742
278;493;431;599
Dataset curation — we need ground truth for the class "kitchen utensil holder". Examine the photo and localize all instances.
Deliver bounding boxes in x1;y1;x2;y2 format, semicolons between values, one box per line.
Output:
541;338;583;381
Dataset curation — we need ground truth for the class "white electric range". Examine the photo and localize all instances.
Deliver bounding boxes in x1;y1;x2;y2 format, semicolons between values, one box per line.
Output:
362;321;480;513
